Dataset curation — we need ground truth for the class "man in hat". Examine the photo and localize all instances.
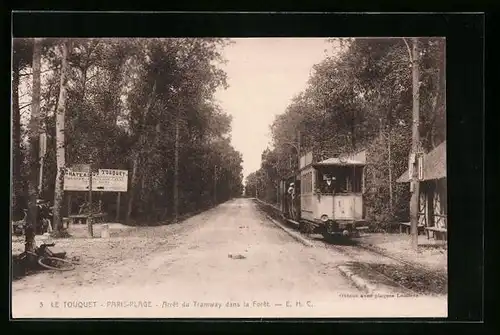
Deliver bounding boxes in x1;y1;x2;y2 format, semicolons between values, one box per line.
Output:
287;182;296;218
322;174;336;194
287;182;295;199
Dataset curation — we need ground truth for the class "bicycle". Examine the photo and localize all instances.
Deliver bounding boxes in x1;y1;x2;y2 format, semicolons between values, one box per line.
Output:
16;241;76;273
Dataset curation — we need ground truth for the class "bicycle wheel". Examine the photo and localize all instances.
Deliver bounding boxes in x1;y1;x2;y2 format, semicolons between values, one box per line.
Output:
38;256;75;271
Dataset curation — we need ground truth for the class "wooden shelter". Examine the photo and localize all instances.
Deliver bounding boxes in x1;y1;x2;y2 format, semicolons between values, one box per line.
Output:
397;141;447;240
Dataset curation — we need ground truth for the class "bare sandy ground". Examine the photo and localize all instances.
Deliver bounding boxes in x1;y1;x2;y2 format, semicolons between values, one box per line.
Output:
357;233;447;272
11;199;447;318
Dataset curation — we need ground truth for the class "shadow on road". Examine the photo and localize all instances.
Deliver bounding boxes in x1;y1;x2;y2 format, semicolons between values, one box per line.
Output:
417;243;447;250
365;262;448;295
12;256;43;281
311;234;361;246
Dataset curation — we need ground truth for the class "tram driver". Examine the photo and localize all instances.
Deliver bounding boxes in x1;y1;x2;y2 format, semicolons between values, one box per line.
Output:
321;174;336;194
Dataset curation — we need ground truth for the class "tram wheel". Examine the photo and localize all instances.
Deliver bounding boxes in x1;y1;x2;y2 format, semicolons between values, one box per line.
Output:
321;229;335;241
298;222;306;233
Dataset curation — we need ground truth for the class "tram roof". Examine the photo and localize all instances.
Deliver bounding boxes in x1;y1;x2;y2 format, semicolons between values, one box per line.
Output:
312;157;366;167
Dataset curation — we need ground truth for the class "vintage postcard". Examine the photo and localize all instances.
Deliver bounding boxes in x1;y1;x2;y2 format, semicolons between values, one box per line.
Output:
11;34;447;318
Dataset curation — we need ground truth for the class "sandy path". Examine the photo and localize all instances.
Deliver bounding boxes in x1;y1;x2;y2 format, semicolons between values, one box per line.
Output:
11;199;446;318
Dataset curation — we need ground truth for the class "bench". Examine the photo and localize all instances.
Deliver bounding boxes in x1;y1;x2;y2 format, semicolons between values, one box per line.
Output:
425;226;447;240
67;213;108;226
399;222;425;235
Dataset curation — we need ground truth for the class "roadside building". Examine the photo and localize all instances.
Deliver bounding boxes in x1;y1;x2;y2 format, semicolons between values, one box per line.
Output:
397;141;447;240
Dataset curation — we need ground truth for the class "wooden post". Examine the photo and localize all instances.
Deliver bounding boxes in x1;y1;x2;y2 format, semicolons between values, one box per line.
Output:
67;192;71;216
38;133;46;196
99;192;103;213
213;165;217;205
88;163;94;238
173;113;179;223
25;37;42;253
116;192;121;221
409;37;421;251
388;133;393;213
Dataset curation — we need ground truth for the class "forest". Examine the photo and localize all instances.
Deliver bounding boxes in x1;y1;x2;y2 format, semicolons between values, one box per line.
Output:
244;38;446;230
12;38;244;234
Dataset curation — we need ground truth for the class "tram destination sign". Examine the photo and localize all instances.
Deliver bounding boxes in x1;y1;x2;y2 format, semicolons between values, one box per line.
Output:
63;168;128;192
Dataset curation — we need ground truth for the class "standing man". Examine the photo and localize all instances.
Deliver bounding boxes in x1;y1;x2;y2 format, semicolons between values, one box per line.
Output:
288;182;295;198
287;182;295;218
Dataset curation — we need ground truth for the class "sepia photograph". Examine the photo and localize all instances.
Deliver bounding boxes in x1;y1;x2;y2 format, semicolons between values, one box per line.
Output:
11;36;447;318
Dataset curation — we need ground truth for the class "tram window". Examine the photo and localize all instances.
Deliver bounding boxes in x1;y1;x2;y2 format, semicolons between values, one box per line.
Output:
337;166;362;193
316;169;338;193
316;167;363;193
336;173;348;193
308;172;313;193
301;172;313;194
306;172;312;193
351;167;363;193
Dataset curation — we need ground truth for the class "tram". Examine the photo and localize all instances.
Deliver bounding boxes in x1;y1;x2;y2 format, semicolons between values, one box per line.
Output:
279;150;367;238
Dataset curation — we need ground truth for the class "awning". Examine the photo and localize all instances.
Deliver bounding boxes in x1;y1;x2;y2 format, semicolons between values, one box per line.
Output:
397;141;446;183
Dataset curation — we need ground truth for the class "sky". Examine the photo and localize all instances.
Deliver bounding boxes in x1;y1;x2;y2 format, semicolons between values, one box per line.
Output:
214;38;332;182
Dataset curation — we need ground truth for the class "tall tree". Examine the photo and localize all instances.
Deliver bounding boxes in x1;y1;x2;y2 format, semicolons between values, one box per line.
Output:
52;40;70;233
249;37;445;229
25;38;42;252
12;39;33;220
125;79;157;225
13;38;244;229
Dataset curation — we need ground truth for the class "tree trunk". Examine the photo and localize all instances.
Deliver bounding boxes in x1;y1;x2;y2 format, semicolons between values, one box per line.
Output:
126;152;139;225
430;40;446;149
213;164;217;205
173;113;180;222
12;57;25;220
410;38;421;251
388;132;393;214
125;80;157;224
148;123;162;221
81;67;88;102
25;38;42;252
438;39;446;143
52;40;70;233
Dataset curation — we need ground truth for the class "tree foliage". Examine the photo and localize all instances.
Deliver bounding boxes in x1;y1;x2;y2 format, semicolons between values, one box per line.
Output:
245;37;445;227
12;38;244;227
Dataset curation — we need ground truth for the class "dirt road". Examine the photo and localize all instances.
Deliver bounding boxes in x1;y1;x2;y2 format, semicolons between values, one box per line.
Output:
12;198;446;318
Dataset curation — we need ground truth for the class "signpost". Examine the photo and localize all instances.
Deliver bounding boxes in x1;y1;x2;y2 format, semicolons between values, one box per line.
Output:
116;192;121;221
63;165;129;236
88;161;94;238
38;132;47;196
63;169;128;192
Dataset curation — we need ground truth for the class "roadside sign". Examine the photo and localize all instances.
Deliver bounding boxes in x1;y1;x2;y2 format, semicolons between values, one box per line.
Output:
96;169;129;192
64;168;128;192
39;133;47;157
408;153;415;179
417;154;424;181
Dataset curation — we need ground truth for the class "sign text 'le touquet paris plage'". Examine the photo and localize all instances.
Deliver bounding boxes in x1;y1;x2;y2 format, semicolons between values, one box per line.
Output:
63;168;128;192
